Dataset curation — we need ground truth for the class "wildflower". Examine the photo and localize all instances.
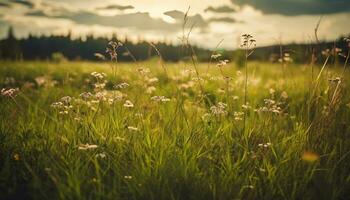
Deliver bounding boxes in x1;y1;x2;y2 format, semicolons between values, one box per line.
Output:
137;68;150;75
180;69;195;76
127;126;139;131
94;82;107;91
234;112;244;121
192;77;203;82
95;153;107;159
211;53;221;59
201;113;211;122
281;91;288;99
328;77;341;83
78;144;98;150
148;77;159;84
106;41;122;61
60;96;72;104
217;60;229;67
80;92;93;100
146;86;156;94
94;53;106;60
242;103;251;110
258;142;271;148
115;82;130;89
123;100;134;108
151;96;170;102
1;88;19;98
210;102;228;116
91;72;107;80
232;96;239;101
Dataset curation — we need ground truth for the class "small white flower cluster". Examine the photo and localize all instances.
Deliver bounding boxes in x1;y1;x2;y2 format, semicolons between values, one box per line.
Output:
136;67;159;94
51;96;73;115
258;142;271;148
278;53;293;63
114;82;130;89
137;67;150;76
1;88;19;98
127;126;139;131
151;96;171;103
234;111;244;121
255;99;283;114
210;102;228;116
78;143;98;150
91;72;107;91
180;69;195;77
211;53;221;59
35;76;57;87
217;59;229;67
211;52;230;68
123;100;134;108
242;103;251;110
91;72;107;80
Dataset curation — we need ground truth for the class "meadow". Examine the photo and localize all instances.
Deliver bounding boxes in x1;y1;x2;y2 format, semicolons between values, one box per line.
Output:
1;54;350;199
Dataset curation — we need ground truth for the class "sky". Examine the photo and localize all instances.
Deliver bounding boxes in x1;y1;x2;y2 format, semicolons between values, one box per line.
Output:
0;0;349;49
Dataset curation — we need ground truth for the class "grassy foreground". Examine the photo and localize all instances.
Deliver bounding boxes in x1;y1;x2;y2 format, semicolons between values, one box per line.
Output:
0;60;350;200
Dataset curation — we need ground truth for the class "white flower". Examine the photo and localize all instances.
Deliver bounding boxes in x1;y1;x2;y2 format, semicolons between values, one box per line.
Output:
78;144;98;150
80;92;93;100
210;102;228;116
91;72;106;80
148;77;159;84
127;126;139;131
211;53;221;59
146;86;156;94
234;112;244;121
115;82;129;89
151;96;170;102
1;88;19;98
95;153;106;159
123;100;134;108
281;91;288;99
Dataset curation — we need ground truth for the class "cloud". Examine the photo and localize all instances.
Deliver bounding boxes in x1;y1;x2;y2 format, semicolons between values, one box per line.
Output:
204;5;236;13
10;0;34;8
96;4;134;11
231;0;350;16
56;11;180;32
208;17;239;23
25;10;47;17
163;10;208;28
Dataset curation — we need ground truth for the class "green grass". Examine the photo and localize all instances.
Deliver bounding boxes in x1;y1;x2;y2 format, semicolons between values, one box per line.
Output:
0;60;350;200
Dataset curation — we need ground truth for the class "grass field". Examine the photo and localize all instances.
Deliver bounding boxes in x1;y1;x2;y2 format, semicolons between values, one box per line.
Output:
1;59;350;199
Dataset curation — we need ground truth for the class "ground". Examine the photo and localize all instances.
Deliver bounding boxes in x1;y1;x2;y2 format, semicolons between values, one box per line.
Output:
0;60;350;200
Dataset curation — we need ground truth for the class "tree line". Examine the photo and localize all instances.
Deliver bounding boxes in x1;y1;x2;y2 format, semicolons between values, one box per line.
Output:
0;27;348;65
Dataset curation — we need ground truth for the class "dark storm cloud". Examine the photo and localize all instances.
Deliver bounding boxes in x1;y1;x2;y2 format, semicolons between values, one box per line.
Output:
96;4;134;11
204;5;236;13
10;0;34;8
231;0;350;15
163;10;208;28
